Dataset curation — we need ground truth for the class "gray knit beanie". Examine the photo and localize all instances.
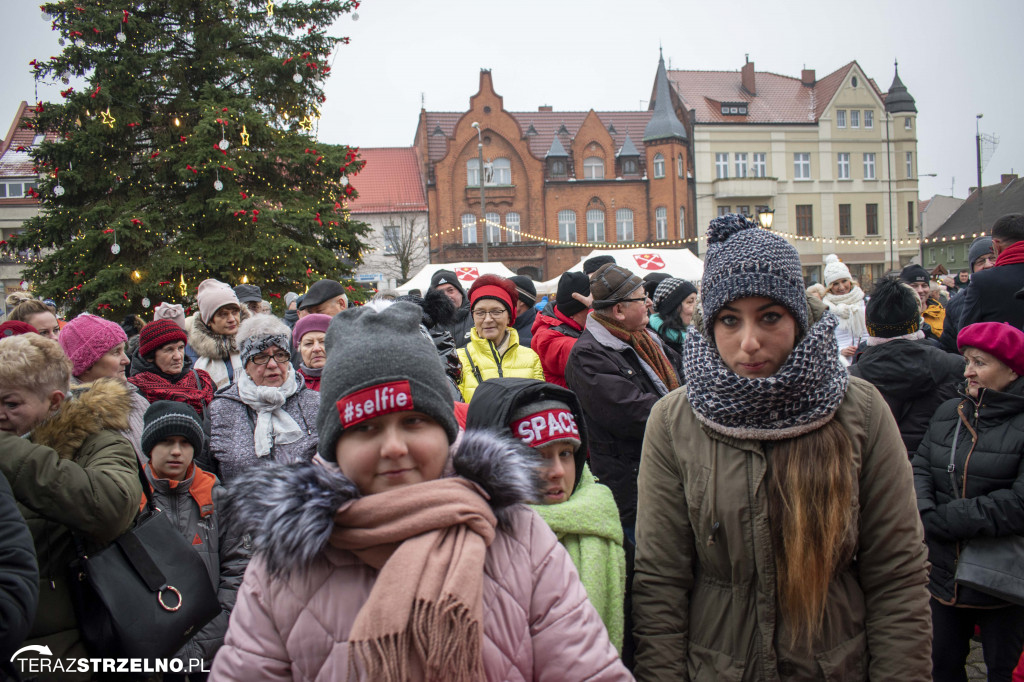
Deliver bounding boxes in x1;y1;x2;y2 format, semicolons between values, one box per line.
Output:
968;236;994;270
653;277;698;317
142;401;205;458
701;213;808;334
317;301;458;461
237;314;291;367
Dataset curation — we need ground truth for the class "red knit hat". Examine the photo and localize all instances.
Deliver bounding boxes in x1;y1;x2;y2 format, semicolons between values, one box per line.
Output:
0;320;38;338
468;274;518;324
139;319;188;358
958;322;1024;376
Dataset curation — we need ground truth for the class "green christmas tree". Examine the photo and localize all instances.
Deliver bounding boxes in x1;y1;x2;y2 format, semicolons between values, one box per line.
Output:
16;0;369;316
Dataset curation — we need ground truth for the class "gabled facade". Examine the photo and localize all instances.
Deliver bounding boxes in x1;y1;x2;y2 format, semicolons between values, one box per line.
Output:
413;64;694;280
664;58;921;284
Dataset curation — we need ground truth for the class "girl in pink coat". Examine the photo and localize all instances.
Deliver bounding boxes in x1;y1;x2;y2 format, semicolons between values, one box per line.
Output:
210;301;631;682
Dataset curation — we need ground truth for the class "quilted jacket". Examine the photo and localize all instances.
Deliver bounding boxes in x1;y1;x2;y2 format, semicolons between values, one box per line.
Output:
210;430;631;681
456;327;545;403
530;301;584;388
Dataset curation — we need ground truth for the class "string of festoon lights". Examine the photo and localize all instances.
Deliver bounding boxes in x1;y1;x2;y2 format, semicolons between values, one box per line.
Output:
433;218;987;249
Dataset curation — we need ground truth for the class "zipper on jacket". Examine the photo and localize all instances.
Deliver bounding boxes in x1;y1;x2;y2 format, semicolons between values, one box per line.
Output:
487;340;505;378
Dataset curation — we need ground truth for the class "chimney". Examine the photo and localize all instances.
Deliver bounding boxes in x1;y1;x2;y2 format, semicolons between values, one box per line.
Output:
741;60;756;96
801;69;816;86
538;105;553;112
1002;173;1019;184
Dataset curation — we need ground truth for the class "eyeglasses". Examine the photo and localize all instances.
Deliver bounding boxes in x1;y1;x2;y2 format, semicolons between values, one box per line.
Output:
975;255;997;266
251;351;291;365
472;309;508;320
619;296;650;304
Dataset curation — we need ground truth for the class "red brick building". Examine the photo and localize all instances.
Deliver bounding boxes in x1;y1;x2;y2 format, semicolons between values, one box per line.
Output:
413;54;694;280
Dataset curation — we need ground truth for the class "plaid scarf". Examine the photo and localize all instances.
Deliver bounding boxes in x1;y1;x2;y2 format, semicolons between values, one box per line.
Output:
128;369;215;415
592;315;679;392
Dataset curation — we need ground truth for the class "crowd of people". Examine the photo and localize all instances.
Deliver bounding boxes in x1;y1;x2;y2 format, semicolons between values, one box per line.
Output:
1;212;1023;681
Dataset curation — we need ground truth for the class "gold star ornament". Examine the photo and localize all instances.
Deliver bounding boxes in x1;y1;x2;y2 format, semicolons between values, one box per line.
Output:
101;107;116;128
240;125;250;146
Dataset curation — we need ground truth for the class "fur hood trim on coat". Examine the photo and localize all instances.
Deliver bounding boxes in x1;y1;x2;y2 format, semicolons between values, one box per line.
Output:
220;428;545;578
32;378;133;460
187;306;251;361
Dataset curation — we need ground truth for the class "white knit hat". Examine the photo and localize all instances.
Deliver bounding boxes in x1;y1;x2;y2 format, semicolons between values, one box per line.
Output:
823;254;852;287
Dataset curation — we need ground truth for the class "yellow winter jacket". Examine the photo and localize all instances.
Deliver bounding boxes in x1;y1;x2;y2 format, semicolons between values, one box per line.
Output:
923;298;946;339
457;327;545;402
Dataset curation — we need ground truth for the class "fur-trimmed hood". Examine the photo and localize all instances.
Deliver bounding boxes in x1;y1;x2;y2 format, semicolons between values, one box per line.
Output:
221;428;545;578
187;306;251;361
32;378;133;460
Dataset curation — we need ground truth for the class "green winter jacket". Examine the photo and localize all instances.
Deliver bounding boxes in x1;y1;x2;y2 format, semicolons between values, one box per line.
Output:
633;376;932;681
0;379;142;678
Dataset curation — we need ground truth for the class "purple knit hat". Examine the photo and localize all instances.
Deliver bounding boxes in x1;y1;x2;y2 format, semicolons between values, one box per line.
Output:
293;313;332;343
59;314;128;377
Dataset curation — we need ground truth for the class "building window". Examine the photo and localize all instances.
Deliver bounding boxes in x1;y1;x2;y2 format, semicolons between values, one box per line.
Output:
866;203;878;236
677;154;684;177
947;246;956;262
718;205;731;217
754;204;769;217
850;110;860;128
715;153;729;179
383;225;399;255
557;210;576;242
622;158;637;175
550;160;566;178
837;110;846;128
0;181;37;198
679;206;686;235
908;202;915;235
490;158;511;185
485;212;501;242
466;159;481;187
461;213;477;244
904;117;912;130
839;204;852;236
583;157;604;180
864;110;873;129
653;153;665;178
752;153;766;178
794;153;810;180
616;209;634;242
655;206;667;240
505;212;521;242
837;153;850;180
929;247;936;264
735;153;748;178
796;205;813;236
736;205;750;217
906;151;913;178
863;153;876;180
587;209;606;242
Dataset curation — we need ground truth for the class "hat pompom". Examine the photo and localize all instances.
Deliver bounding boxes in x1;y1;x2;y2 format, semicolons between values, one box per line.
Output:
825;253;840;265
707;213;759;245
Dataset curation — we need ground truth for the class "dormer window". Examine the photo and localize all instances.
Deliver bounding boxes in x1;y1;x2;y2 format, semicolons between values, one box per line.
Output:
720;102;748;116
549;160;567;178
622;159;637;175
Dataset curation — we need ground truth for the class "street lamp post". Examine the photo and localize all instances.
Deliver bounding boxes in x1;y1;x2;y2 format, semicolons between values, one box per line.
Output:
976;114;984;233
471;122;487;263
757;207;774;230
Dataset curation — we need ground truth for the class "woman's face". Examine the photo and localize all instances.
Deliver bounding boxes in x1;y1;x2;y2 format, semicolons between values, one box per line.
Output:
0;387;61;436
335;411;449;495
209;305;241;336
154;341;186;375
963;347;1019;398
713;297;799;379
78;342;129;383
26;311;60;340
245;345;290;388
299;331;327;369
148;436;194;481
679;293;698;327
472;302;509;343
829;278;852;296
537;441;576;505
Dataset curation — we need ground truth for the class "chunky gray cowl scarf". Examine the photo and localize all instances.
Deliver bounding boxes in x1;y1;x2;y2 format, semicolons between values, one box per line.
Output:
683;311;849;440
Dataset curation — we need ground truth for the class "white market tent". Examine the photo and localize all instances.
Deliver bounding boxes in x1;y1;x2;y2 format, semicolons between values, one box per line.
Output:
395;261;517;295
536;247;704;295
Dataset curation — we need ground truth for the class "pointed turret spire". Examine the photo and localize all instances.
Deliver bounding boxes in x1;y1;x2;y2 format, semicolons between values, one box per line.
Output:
545;135;568;158
885;60;917;114
644;50;688;142
617;133;640;158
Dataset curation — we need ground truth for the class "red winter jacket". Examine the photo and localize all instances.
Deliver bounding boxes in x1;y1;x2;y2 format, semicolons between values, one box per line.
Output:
531;303;584;388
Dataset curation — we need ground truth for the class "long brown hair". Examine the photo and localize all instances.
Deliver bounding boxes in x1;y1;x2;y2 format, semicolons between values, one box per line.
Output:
766;418;856;647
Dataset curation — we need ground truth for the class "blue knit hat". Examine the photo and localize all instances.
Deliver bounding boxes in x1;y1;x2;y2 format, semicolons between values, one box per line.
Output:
700;214;808;335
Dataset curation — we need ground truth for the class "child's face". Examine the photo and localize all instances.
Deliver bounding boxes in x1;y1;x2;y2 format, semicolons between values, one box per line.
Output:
335;411;449;495
149;436;194;481
537;441;577;504
0;387;61;436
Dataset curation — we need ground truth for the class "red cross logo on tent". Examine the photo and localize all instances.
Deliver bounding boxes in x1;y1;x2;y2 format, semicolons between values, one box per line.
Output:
455;267;480;282
633;253;665;270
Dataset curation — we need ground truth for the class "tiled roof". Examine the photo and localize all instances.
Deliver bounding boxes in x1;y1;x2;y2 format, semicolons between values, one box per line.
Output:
0;102;55;178
919;199;931;213
666;61;882;125
929;177;1024;239
422;111;653;164
346;147;427;214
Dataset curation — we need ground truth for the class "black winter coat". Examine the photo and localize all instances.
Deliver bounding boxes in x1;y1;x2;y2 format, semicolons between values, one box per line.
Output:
513;306;537;349
564;315;679;529
938;285;969;353
958;262;1024;331
912;378;1024;606
0;474;38;671
435;300;474;349
849;339;965;455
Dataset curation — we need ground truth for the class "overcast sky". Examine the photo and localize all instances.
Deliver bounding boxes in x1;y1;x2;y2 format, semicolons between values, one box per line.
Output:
4;0;1021;202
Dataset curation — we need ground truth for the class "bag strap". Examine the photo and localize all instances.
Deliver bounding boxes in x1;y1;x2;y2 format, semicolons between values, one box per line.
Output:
463;349;483;385
115;526;169;592
948;414;963;499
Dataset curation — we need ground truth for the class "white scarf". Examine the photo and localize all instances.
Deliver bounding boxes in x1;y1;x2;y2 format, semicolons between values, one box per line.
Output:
865;330;926;347
237;365;303;458
823;286;868;340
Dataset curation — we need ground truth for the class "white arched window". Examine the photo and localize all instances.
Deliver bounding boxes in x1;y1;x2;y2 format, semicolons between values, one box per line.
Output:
677;154;684;178
587;209;606;242
616;209;634;242
506;212;521;242
461;213;476;244
466;159;480;186
655;207;668;240
489;158;511;185
558;210;576;242
679;206;686;236
583;157;604;180
653;153;665;179
485;212;500;242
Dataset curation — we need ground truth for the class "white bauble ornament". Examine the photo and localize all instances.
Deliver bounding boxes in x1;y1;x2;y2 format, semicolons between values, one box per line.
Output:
58;37;65;46
141;297;150;308
219;139;229;150
53;185;65;197
62;76;70;84
214;179;223;191
20;281;29;291
42;11;50;20
293;72;302;83
74;38;84;48
111;243;120;255
352;12;359;20
340;175;349;186
116;32;126;43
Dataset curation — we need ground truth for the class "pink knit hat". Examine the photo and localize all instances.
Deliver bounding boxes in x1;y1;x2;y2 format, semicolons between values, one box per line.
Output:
59;314;128;377
152;302;186;330
197;279;240;325
292;313;332;343
958;322;1024;376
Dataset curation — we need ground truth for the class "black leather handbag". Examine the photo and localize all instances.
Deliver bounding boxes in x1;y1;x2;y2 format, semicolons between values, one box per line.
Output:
69;461;221;658
948;419;1024;606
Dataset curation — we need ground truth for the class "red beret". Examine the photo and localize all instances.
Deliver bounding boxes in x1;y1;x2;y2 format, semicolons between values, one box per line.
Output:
958;322;1024;376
